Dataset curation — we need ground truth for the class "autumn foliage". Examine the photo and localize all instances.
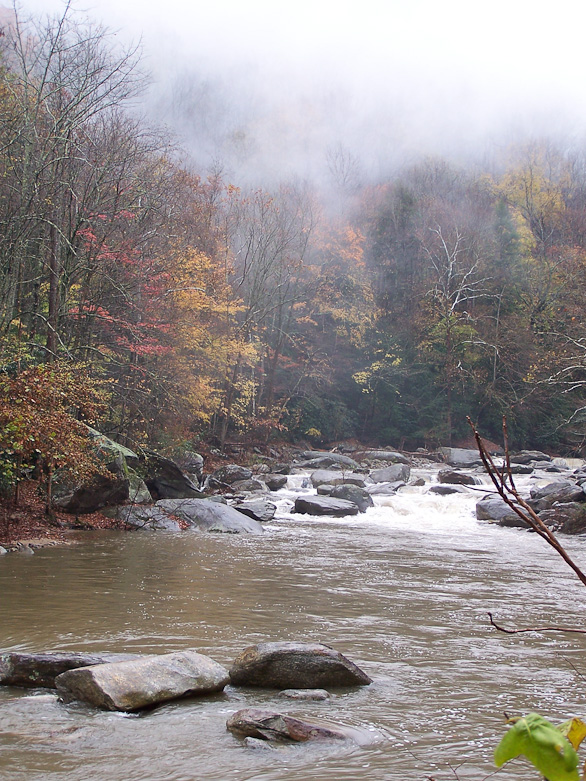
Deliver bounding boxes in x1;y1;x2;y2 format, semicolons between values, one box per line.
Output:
1;6;586;465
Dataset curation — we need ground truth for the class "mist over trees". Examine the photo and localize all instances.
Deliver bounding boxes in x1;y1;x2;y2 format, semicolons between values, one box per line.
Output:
2;3;586;460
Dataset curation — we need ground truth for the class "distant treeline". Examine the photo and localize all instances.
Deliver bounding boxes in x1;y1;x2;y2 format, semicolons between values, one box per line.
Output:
1;5;586;456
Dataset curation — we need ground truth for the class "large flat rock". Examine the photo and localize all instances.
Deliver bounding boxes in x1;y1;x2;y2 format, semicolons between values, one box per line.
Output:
229;641;372;689
439;447;482;467
370;464;410;483
294;496;360;517
55;650;229;711
156;498;264;533
309;470;366;488
299;452;359;469
0;651;141;688
354;450;409;465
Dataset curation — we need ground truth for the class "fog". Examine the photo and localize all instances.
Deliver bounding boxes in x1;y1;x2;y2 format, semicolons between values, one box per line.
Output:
18;0;586;188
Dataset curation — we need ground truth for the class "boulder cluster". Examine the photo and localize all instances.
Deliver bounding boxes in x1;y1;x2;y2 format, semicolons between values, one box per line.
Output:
470;449;586;534
0;642;372;745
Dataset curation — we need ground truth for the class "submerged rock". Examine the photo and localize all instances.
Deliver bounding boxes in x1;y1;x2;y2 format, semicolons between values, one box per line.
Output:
227;708;349;743
278;688;332;701
229;641;372;689
55;651;229;712
365;481;405;495
0;651;140;689
429;484;465;496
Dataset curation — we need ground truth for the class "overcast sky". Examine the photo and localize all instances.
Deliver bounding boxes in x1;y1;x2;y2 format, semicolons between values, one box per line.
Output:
17;0;586;185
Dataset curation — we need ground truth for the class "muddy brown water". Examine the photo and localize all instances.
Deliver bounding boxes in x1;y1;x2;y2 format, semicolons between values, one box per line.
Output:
1;468;586;780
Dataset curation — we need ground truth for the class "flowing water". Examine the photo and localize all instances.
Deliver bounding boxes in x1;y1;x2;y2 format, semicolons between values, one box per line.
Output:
2;464;586;780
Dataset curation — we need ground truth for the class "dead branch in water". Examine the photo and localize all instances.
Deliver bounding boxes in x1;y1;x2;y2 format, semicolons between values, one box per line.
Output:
467;416;586;589
488;612;586;635
468;416;586;635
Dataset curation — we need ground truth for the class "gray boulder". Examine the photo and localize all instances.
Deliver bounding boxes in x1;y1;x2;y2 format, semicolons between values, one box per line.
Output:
316;484;334;495
229;642;372;688
429;484;465;496
231;478;268;493
310;470;366;488
173;449;204;485
529;481;585;511
299;451;359;469
355;450;409;465
55;651;229;712
127;469;152;504
498;514;531;529
329;485;374;512
53;472;130;514
365;481;405;494
370;464;410;483
0;651;140;689
232;499;276;522
227;708;349;743
539;503;586;534
143;451;204;500
438;469;482;486
114;505;183;531
476;496;522;522
85;426;140;468
439;447;482;467
211;464;253;485
294;496;359;517
507;464;534;475
278;689;332;701
157;498;264;533
511;450;552;464
265;474;288;491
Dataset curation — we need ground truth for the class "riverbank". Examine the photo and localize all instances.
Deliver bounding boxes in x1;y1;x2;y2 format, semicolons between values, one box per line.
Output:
0;480;124;549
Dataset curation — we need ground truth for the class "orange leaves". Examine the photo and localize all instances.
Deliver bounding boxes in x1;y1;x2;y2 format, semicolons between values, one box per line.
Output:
0;362;110;498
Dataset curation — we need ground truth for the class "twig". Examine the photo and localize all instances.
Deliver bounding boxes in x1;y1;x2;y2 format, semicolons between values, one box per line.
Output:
488;612;586;635
467;416;586;589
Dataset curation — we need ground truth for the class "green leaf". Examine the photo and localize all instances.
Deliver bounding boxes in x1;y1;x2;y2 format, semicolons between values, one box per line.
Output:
495;713;579;781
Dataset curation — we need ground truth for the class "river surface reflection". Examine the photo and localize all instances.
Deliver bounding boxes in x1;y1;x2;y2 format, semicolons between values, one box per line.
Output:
1;467;586;780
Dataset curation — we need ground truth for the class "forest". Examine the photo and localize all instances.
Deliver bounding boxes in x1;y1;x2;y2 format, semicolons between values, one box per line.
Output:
1;3;586;487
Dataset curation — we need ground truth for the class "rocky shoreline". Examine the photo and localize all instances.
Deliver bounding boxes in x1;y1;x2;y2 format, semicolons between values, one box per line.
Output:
2;436;586;553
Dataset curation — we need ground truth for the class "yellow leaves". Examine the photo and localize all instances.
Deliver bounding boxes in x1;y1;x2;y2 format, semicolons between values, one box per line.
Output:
498;144;568;241
559;718;586;753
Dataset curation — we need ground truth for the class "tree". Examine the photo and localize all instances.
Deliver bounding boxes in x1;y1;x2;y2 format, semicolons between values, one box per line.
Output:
0;361;108;517
0;4;146;360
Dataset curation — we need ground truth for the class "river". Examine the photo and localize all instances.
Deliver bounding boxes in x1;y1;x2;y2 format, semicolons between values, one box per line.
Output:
1;464;586;780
